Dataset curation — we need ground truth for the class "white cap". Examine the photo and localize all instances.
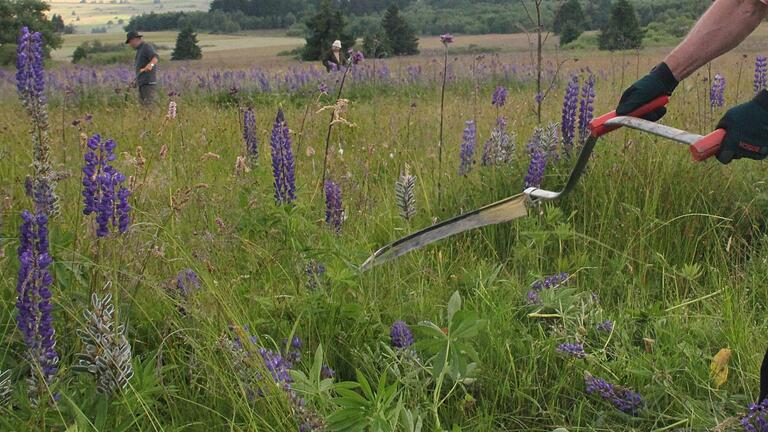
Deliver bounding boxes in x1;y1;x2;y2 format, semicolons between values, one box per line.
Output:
332;40;342;49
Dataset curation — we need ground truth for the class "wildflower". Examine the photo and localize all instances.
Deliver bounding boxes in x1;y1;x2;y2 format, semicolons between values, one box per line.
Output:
756;56;767;95
270;108;296;204
243;106;258;162
482;116;515;166
16;27;59;216
542;122;560;162
440;33;454;44
492;86;508;108
524;148;547;189
710;73;726;109
74;291;133;396
166;100;177;119
741;399;768;432
458;120;477;175
324;180;343;234
320;364;336;380
16;211;59;405
561;76;579;153
318;83;329;95
390;321;414;349
350;50;364;65
578;74;596;145
584;372;644;416
526;290;541;305
557;342;586;359
596;320;613;333
176;268;201;297
395;165;417;221
531;273;569;291
82;134;132;237
305;260;326;291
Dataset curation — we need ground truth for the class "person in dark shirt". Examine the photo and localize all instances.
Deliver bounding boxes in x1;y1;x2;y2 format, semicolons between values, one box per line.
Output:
126;31;159;107
323;40;347;72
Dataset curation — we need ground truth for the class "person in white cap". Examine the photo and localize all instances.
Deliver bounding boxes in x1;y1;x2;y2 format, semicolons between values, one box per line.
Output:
323;39;347;72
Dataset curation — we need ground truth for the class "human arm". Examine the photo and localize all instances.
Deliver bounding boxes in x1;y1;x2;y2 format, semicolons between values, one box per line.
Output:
139;55;158;73
616;0;768;120
665;0;768;80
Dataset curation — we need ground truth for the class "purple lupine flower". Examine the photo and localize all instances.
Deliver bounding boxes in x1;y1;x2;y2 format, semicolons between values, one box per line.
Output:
270;108;296;205
324;180;343;234
16;27;46;110
492;86;508;108
561;76;579;154
531;272;569;291
16;210;59;404
440;34;454;45
243;107;258;161
482;116;514;166
584;372;644;416
755;56;767;95
320;364;335;380
16;27;59;216
596;320;614;333
526;290;541;305
524;148;547;189
458;120;477;175
741;399;768;432
557;342;586;359
82;134;131;237
578;75;596;145
305;260;326;291
350;50;364;65
710;73;726;109
390;320;414;349
176;269;201;297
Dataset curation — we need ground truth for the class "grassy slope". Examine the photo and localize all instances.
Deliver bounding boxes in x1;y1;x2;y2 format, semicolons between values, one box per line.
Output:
2;29;768;431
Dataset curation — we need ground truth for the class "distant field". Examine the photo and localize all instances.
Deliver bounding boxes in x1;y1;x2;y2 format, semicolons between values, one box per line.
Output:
47;0;210;32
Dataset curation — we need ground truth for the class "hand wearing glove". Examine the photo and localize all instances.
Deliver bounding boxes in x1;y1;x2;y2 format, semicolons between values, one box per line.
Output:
716;89;768;164
616;62;679;122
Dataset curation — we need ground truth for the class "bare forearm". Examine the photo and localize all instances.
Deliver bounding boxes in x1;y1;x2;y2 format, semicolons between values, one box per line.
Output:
665;0;768;80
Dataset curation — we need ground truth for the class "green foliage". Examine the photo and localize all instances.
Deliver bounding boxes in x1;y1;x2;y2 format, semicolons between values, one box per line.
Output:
362;30;388;59
171;26;203;60
71;40;134;64
0;0;62;65
381;4;419;56
327;370;402;431
598;0;643;51
554;0;584;46
301;0;355;61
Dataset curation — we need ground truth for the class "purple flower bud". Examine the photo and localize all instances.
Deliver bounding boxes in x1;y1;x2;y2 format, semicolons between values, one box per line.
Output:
390;320;414;349
324;180;343;234
557;342;586;359
561;76;579;154
440;33;454;45
584;372;644;416
578;75;596;145
270;108;296;205
596;320;614;333
710;73;726;109
755;56;767;95
492;86;508;108
243;107;258;161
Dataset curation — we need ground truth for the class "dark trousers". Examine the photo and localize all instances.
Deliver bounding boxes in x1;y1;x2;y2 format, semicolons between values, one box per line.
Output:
138;84;156;106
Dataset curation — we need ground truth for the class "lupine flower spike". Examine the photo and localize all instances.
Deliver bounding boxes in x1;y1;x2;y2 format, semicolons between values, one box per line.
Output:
756;56;767;95
74;290;134;396
16;210;59;405
710;73;726;109
270;108;296;205
492;86;507;108
82;134;132;237
16;27;59;216
557;342;586;359
584;372;644;416
324;180;343;234
458;120;477;175
390;321;414;349
578;74;596;145
561;76;579;154
243;106;258;162
395;165;417;221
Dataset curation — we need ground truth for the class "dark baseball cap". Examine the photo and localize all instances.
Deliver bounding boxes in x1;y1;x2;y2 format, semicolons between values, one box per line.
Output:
125;31;143;43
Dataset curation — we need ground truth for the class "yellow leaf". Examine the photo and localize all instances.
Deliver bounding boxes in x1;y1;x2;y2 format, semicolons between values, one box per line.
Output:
710;348;732;389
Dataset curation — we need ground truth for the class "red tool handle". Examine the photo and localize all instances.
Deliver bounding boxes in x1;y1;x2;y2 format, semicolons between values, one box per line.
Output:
690;129;726;161
589;95;670;138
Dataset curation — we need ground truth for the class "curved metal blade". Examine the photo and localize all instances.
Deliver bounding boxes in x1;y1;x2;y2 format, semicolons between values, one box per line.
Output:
605;116;703;145
360;194;529;271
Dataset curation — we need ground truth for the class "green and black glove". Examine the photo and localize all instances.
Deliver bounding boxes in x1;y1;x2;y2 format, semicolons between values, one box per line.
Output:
616;62;679;122
716;89;768;164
